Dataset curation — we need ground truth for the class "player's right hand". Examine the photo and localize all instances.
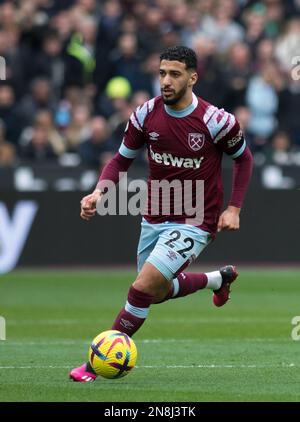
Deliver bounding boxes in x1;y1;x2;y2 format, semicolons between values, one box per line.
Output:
80;189;102;221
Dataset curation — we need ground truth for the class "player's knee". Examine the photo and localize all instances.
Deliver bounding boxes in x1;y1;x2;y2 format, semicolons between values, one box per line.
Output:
132;262;170;297
133;279;170;301
132;274;162;297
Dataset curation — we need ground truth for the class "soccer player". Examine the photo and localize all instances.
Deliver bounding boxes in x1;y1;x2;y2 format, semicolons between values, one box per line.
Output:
70;46;253;382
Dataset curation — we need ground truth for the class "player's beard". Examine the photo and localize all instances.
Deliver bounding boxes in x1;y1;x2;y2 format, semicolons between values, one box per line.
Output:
161;84;188;105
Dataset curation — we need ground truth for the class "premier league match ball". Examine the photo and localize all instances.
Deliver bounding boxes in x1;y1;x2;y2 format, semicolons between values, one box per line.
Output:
88;330;137;379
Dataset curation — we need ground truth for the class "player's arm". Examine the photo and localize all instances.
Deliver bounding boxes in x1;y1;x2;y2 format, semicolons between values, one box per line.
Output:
80;153;134;220
80;115;146;221
217;144;253;232
209;110;253;232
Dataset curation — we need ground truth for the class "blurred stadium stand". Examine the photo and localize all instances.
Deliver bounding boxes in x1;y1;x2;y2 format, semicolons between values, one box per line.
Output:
0;0;300;270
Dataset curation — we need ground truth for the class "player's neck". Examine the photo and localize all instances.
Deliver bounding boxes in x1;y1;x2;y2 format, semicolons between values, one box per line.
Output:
167;91;194;111
164;92;197;118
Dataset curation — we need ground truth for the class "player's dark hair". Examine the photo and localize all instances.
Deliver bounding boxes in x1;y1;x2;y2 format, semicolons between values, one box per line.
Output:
160;46;197;70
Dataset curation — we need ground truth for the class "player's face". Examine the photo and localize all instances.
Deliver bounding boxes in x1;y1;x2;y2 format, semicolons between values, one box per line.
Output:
159;60;197;105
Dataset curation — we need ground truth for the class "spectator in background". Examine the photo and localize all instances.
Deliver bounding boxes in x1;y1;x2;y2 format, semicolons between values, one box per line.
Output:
35;109;66;156
254;38;275;71
16;0;45;33
194;0;215;16
0;25;32;100
109;33;143;92
130;91;151;110
78;116;113;168
200;0;244;53
266;130;298;166
223;41;252;110
108;100;133;153
264;0;285;39
108;90;150;154
15;78;56;132
192;35;227;107
19;123;58;162
98;0;122;45
65;103;91;152
169;1;189;33
160;24;181;51
65;16;97;87
275;17;300;73
246;61;284;151
0;119;15;166
278;76;300;147
243;3;267;54
0;1;16;31
138;7;164;54
180;7;202;48
93;0;122;92
19;109;66;156
35;0;76;18
76;0;98;16
137;52;161;97
33;30;65;100
50;9;75;43
0;84;19;145
119;14;138;35
234;105;252;145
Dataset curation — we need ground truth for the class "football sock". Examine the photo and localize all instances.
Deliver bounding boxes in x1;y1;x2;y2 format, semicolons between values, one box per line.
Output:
111;285;153;336
159;270;222;302
170;272;208;299
205;271;222;290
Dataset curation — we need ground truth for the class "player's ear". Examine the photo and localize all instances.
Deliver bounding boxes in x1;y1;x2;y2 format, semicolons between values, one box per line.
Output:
189;71;198;87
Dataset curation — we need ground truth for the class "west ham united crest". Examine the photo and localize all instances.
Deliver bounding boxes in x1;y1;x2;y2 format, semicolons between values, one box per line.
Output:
188;133;205;151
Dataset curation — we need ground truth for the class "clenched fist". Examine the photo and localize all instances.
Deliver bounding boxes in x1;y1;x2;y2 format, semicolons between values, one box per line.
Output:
217;206;240;232
80;189;103;221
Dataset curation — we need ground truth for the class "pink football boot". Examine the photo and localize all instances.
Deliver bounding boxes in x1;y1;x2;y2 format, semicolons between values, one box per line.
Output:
213;265;238;307
69;363;97;382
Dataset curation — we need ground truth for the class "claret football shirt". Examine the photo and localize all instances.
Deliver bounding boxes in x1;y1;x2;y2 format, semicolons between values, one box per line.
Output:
119;93;246;234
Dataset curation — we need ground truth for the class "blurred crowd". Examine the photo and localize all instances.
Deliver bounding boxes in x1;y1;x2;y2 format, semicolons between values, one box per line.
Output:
0;0;300;170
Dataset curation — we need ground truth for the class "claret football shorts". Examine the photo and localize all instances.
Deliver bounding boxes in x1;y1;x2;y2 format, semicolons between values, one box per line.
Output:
137;218;212;280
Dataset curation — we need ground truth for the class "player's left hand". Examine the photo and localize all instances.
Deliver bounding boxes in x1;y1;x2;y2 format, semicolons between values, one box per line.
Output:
217;206;240;232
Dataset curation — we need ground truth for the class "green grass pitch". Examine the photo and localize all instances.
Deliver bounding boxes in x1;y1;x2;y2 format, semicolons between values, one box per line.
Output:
0;268;300;402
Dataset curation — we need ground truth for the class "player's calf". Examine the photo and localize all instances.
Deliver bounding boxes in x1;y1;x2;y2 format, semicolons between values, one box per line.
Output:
112;262;170;336
155;266;238;306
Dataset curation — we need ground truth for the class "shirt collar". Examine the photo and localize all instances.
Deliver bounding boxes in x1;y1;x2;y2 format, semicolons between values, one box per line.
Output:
164;93;198;118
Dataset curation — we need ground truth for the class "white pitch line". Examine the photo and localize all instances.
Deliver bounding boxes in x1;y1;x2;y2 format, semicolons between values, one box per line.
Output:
5;317;291;325
0;366;72;369
0;338;290;346
0;339;197;346
137;363;296;369
0;363;296;370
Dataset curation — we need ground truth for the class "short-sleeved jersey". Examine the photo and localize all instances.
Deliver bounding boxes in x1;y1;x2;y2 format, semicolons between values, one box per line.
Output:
119;94;246;234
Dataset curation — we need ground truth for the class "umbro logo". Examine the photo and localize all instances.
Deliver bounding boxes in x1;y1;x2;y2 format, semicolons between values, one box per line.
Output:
120;318;134;329
166;250;178;261
149;132;160;141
